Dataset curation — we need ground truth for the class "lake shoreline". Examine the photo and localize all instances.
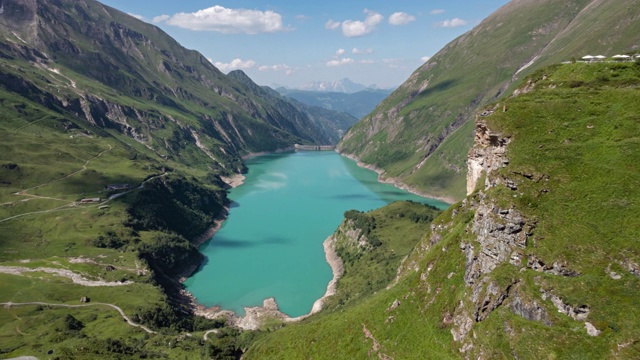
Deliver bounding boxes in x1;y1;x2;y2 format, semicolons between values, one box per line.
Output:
338;151;456;205
183;235;344;330
180;149;441;329
220;173;246;189
177;207;229;283
177;174;246;283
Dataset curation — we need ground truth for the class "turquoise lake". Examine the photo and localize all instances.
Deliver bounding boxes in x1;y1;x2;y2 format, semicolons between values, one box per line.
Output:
184;151;449;317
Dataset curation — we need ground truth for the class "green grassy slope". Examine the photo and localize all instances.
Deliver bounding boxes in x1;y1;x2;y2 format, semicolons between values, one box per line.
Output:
338;0;640;202
0;0;350;357
0;0;340;167
0;80;226;358
324;201;440;310
245;62;640;359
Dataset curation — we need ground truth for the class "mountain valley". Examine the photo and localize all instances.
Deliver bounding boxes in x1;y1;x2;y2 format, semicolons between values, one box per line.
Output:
0;0;639;359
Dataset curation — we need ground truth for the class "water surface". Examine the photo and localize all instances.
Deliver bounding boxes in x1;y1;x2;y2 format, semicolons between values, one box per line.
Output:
184;151;448;317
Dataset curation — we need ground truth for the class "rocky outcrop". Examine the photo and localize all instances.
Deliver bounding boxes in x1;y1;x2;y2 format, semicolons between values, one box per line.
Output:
543;291;590;321
462;201;530;286
334;219;374;251
451;115;595;351
466;119;510;195
509;286;550;325
474;280;517;322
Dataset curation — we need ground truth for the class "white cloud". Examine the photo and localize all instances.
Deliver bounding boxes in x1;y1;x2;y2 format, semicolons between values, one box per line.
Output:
435;18;468;28
153;14;170;23
258;64;294;75
153;6;287;34
388;12;415;26
352;47;373;55
430;9;445;15
327;58;354;67
325;19;341;30
341;9;384;37
210;58;256;72
336;48;346;56
421;56;431;62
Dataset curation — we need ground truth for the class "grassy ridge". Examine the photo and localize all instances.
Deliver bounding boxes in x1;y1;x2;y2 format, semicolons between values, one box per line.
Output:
470;61;640;358
0;0;354;357
324;201;440;310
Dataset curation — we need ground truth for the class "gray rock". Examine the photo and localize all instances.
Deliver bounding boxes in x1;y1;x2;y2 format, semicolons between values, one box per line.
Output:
510;289;551;325
387;299;401;311
585;322;601;336
549;293;590;321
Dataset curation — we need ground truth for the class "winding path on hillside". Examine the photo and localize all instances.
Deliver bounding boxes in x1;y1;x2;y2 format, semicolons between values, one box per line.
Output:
0;145;114;224
0;144;169;224
2;300;224;341
203;329;219;341
0;301;156;334
15;144;113;195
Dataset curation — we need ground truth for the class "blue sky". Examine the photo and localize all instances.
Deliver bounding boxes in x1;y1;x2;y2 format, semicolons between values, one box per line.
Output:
98;0;510;89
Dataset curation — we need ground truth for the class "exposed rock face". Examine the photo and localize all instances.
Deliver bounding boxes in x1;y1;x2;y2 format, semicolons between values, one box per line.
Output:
334;219;373;251
451;301;474;343
451;115;594;351
510;287;550;325
585;322;602;337
544;291;590;321
463;201;528;285
466;120;510;195
450;119;528;350
474;280;518;322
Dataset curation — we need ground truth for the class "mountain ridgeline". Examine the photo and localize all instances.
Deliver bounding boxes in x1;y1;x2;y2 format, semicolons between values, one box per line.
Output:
227;70;359;144
338;0;640;202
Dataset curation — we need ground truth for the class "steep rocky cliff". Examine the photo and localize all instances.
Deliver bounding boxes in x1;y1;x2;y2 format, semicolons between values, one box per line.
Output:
441;62;640;357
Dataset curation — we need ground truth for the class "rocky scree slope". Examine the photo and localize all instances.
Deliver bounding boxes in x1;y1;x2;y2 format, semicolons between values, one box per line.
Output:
245;63;640;359
338;0;640;202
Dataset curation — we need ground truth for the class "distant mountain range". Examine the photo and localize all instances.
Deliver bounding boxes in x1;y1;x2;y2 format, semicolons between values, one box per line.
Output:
277;88;393;119
282;78;386;94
